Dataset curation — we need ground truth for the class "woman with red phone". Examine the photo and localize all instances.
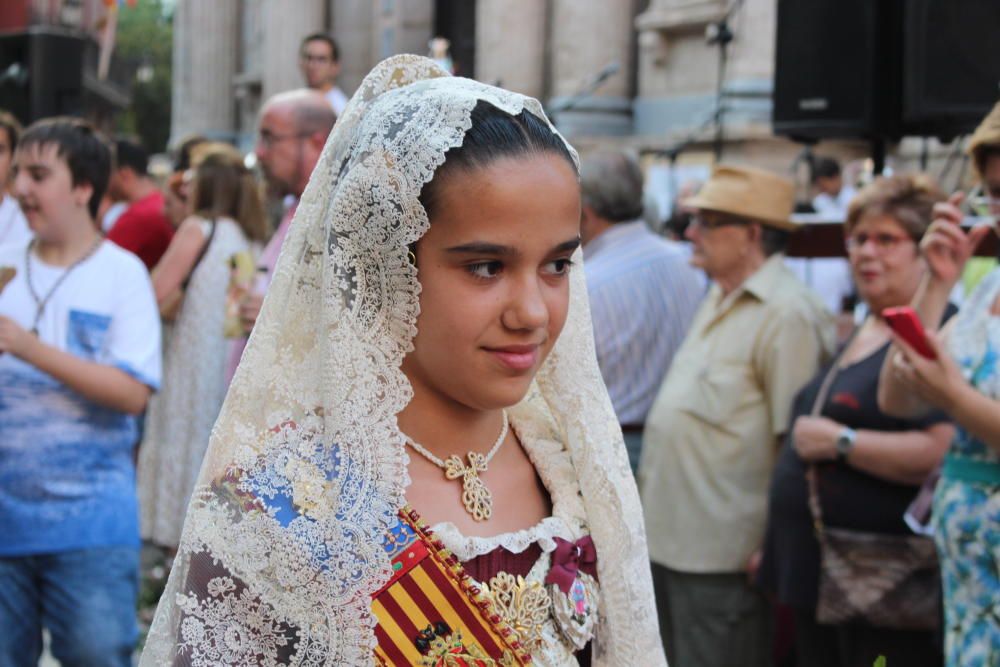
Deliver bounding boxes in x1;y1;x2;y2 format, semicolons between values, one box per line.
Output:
879;101;1000;666
759;174;956;667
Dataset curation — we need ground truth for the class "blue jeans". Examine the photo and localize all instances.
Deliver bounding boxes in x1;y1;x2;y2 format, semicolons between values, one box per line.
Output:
0;546;138;667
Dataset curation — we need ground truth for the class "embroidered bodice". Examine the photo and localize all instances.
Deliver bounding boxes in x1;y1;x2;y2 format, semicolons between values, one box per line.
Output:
428;423;600;666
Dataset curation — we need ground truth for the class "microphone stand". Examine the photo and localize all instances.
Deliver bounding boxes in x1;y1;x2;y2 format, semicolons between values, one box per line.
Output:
547;62;620;115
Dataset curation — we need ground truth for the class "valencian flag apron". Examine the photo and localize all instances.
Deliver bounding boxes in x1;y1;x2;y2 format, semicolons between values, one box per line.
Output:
372;507;532;666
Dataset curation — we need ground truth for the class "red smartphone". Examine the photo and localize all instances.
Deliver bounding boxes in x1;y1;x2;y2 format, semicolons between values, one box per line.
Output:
882;306;937;359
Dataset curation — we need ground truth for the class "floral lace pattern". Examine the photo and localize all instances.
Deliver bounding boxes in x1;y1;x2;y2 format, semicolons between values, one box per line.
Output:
140;55;664;666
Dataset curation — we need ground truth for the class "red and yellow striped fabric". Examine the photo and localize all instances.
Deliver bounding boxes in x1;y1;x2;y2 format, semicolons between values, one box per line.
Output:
372;507;532;666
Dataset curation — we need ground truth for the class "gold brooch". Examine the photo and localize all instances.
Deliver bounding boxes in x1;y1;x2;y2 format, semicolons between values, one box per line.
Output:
483;572;551;652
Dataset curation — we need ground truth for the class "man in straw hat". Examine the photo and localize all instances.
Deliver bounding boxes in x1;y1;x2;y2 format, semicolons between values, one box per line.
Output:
638;164;835;667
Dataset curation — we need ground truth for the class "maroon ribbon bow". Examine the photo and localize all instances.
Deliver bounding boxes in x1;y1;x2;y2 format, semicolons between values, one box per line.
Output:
545;535;596;594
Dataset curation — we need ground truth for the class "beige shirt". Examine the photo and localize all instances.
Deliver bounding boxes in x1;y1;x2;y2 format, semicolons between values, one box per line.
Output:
639;254;835;573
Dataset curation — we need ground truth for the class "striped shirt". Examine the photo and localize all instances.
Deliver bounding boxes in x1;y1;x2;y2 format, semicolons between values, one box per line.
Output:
584;221;706;425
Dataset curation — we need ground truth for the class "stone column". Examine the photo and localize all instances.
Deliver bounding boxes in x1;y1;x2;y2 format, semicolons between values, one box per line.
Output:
548;0;635;136
331;0;375;96
171;0;239;143
371;0;433;62
474;0;546;98
260;0;327;100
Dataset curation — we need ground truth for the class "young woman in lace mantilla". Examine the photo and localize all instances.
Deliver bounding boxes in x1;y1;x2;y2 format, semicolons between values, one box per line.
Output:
139;56;665;667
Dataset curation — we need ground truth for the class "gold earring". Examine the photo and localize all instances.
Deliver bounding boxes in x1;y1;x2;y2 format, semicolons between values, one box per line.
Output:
407;249;417;266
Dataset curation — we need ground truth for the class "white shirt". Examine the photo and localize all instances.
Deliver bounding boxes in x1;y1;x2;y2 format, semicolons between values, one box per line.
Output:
0;238;162;554
0;196;31;246
784;256;854;314
325;86;348;116
812;186;856;220
584;221;706;425
102;201;128;233
0;239;161;384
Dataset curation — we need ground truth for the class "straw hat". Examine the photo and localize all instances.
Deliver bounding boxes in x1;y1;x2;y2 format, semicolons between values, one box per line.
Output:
967;100;1000;177
686;164;798;231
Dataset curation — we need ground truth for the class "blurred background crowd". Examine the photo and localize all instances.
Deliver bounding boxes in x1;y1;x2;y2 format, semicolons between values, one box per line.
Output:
1;1;999;666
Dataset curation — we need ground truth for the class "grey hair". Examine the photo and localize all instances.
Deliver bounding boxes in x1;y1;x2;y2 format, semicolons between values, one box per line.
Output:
579;149;645;223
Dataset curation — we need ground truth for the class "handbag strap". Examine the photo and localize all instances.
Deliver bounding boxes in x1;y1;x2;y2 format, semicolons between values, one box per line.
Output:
805;323;863;541
181;218;217;291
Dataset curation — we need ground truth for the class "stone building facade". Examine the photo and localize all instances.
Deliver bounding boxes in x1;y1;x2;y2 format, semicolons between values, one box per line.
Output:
170;0;962;205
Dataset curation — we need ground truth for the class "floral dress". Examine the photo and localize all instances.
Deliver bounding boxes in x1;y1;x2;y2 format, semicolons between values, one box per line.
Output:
934;268;1000;666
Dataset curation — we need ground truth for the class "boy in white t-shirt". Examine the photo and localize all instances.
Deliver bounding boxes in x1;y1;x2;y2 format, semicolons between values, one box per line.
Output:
0;118;161;667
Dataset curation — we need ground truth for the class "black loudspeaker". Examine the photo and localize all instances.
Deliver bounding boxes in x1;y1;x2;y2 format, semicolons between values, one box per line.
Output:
0;29;85;125
902;0;1000;140
772;0;902;142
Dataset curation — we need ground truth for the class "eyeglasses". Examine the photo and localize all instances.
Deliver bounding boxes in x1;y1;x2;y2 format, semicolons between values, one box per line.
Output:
257;130;306;150
844;231;913;253
300;54;332;64
690;213;747;231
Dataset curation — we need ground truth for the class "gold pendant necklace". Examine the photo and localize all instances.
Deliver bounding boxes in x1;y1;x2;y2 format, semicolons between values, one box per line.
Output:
404;410;509;522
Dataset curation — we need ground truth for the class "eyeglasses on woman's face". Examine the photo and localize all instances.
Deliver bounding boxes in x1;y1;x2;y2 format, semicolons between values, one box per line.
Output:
844;231;913;254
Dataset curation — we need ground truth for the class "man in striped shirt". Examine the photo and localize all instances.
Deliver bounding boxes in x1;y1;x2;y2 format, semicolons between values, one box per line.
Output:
580;149;706;473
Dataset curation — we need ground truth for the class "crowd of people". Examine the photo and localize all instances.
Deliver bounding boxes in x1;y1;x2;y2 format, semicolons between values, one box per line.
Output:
0;36;998;667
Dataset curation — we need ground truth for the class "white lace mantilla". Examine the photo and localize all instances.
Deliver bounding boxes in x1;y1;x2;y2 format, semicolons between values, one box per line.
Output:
140;55;665;667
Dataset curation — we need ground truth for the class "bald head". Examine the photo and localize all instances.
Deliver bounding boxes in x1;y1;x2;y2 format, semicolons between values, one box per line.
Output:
256;89;337;197
262;89;337;136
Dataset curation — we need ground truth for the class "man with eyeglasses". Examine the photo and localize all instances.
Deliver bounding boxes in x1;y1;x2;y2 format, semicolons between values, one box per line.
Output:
639;164;835;667
299;33;348;116
232;89;335;346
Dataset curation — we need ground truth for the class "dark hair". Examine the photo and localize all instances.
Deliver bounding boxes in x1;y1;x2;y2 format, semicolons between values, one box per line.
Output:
973;144;1000;179
812;156;841;182
760;227;789;257
19;117;111;220
0;109;22;153
115;137;149;175
419;100;576;218
172;134;207;172
300;33;339;62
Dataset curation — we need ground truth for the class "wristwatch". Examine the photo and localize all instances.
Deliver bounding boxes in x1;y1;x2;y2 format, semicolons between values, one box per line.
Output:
835;427;857;461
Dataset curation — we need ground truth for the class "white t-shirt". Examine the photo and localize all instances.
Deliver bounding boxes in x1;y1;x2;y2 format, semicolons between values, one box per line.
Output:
0;238;162;555
325;86;348;116
0;238;161;386
0;195;31;246
102;200;128;233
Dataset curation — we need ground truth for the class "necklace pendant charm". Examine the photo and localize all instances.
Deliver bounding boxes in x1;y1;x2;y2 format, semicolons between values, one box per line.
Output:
444;453;493;522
